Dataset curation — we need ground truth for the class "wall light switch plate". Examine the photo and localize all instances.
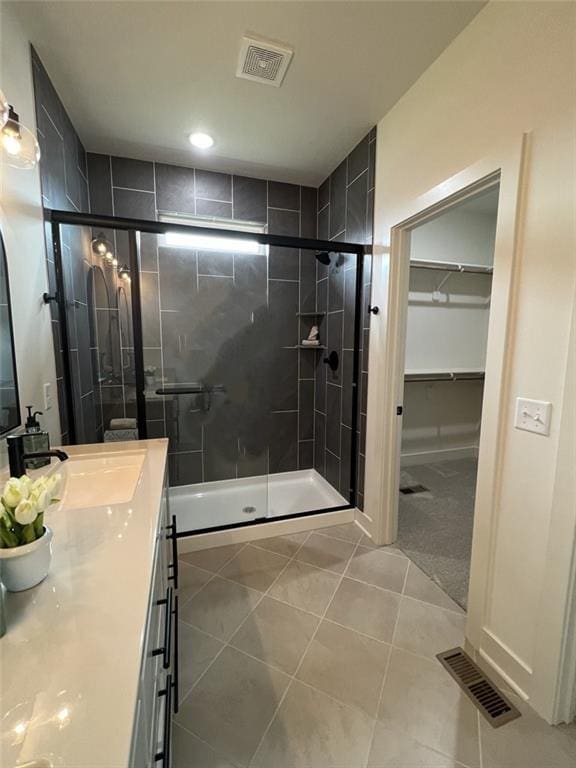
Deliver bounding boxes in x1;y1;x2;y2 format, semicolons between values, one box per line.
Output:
514;397;552;436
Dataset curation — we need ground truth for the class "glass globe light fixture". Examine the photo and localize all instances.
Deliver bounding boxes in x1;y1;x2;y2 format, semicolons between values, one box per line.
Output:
1;105;41;169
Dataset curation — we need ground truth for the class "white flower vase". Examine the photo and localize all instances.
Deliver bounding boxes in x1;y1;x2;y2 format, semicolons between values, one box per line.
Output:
0;526;53;592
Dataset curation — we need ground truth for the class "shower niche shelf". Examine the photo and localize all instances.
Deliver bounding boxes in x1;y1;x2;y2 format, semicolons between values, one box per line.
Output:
296;312;326;317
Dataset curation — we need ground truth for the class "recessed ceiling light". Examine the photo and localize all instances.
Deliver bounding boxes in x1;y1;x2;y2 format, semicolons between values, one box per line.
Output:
189;132;214;149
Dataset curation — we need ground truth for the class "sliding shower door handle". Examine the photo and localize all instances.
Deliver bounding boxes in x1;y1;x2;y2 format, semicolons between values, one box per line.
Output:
167;514;179;590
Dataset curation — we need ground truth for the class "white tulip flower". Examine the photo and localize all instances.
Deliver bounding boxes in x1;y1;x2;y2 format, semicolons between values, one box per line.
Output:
14;498;38;525
3;478;26;508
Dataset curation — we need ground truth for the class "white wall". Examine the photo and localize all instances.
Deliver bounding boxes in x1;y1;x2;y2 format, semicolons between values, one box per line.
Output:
372;1;576;720
0;3;60;470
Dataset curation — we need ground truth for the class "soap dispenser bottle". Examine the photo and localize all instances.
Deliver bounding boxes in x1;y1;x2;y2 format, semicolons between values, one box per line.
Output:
22;406;51;470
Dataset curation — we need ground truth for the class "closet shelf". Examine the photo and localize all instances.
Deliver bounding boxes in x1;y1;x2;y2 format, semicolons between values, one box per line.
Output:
405;371;485;383
410;258;493;275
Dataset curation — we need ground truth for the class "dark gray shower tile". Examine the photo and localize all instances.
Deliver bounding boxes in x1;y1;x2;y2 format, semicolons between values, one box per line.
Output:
317;205;329;247
269;248;299;281
166;399;203;452
339;425;352;498
299;380;314;440
299;251;316;313
234;253;267;309
329;160;347;238
140;233;159;271
87;153;113;216
140;271;161;346
195;198;233;219
168;451;203;487
31;49;63;134
326;383;342;457
101;385;125;428
361;371;368;415
77;135;87;180
366;188;374;245
368;136;376;190
81;392;98;444
112;156;154;191
343;267;357;350
158;246;198;311
301;186;317;238
147;420;166;439
232;175;267;223
79;177;89;213
93;258;118;310
325;450;340;491
268;280;298;347
268;181;300;210
299;440;314;470
327;311;343;384
63;113;81;209
346;171;368;244
238;449;268;479
314;353;326;414
195;169;232;201
155;163;195;215
328;262;345;313
268;209;299;279
347;135;370;185
342;350;354;429
269;411;298;474
316;277;328;315
197;250;234;277
314;410;326;477
96;309;122;381
76;307;93;396
113;188;156;220
318;177;330;211
51;322;63;379
269;348;298;412
299;348;316;380
160;311;207;385
37;107;66;209
203;415;238;482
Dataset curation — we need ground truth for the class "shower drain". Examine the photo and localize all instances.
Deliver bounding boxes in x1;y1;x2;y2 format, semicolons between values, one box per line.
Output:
242;506;257;515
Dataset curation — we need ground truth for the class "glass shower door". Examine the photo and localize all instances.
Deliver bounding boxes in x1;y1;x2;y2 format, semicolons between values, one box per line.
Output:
138;229;270;533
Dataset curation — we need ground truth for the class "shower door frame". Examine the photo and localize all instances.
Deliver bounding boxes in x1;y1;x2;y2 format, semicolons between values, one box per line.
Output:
46;207;367;526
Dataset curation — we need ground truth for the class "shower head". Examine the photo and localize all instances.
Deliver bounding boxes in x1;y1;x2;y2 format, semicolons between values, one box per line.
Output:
315;251;332;266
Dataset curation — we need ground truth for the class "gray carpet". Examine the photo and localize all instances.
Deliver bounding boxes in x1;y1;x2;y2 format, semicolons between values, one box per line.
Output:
396;458;478;610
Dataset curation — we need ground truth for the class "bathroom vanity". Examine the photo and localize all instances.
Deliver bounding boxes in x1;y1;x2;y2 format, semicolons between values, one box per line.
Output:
0;439;177;768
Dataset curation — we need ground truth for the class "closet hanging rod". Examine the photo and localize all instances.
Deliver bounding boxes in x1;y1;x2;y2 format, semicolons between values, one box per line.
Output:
410;259;493;275
404;371;485;383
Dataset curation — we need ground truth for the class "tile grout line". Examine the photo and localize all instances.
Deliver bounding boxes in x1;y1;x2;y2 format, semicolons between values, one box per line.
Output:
247;537;364;765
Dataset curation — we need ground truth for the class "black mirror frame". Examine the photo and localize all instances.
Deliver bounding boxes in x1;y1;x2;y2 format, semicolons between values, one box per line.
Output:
0;229;21;437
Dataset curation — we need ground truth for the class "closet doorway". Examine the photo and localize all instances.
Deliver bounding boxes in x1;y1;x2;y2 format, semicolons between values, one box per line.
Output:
396;184;499;609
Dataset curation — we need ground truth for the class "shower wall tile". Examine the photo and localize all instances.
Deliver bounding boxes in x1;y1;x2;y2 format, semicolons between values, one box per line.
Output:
299;440;314;470
232;175;267;223
269;411;298;474
113;188;156;220
158;246;198;311
198;250;234;277
270;349;299;412
268;280;299;347
299;251;317;313
195;169;232;201
315;126;376;508
299;380;314;441
268;181;300;210
140;233;159;271
168;451;203;487
301;187;318;238
196;198;233;219
112;156;154;191
140;272;161;346
87;153;113;215
155;163;195;214
314;410;326;477
268;209;300;280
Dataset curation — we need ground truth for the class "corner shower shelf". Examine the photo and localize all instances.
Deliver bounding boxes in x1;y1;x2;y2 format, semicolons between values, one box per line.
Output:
296;312;326;317
410;258;493;275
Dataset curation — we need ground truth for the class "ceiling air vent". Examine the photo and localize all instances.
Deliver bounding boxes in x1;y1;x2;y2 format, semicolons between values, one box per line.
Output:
236;34;294;87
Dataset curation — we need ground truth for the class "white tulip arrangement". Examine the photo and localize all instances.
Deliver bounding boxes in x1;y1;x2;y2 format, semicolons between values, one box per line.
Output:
0;473;62;548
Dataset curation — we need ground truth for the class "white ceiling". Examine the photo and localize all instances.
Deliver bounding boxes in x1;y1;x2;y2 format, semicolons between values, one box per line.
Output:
11;1;485;186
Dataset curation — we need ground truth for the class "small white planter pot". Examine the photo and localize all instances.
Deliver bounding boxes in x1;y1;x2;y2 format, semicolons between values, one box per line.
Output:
0;526;53;592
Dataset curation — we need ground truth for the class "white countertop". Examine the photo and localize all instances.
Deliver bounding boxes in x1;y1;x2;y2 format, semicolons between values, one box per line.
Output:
0;439;168;768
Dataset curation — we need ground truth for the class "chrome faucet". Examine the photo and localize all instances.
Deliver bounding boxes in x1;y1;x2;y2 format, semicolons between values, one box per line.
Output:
6;434;68;477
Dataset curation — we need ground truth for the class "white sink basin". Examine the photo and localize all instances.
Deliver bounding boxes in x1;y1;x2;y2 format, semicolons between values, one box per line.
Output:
59;451;146;510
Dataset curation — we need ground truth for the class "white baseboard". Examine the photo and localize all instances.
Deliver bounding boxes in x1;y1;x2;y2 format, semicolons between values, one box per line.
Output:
401;444;479;467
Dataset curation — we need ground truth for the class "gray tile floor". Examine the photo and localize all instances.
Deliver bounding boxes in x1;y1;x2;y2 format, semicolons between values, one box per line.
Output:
174;523;576;768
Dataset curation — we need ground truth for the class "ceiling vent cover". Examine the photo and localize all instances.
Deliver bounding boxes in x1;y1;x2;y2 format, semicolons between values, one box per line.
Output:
236;34;294;87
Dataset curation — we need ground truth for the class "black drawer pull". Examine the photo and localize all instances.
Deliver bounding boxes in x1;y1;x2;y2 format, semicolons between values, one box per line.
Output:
154;673;172;767
172;595;179;714
167;514;179;590
152;587;173;670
